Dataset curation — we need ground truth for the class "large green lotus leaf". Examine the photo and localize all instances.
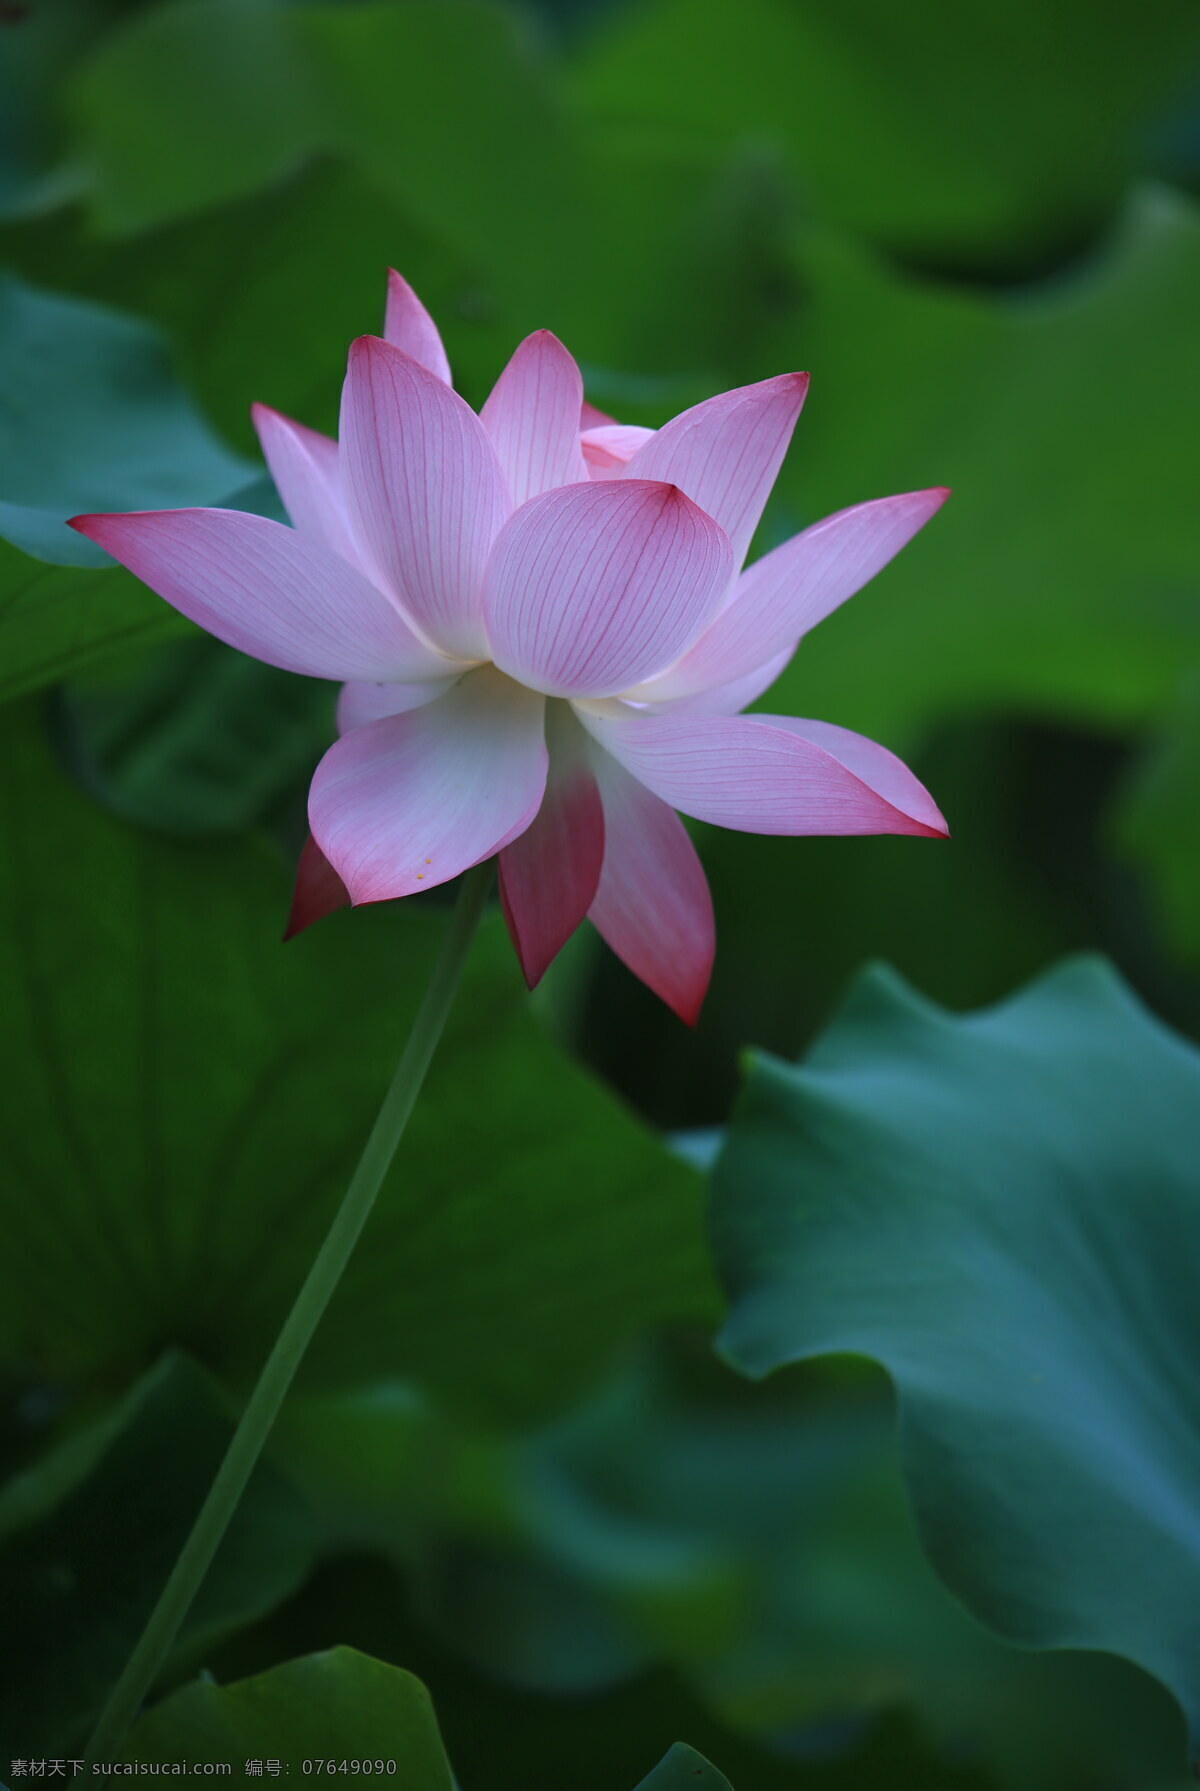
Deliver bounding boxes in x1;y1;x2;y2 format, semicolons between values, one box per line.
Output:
1;143;786;452
269;1382;479;1551
0;0;132;216
59;634;335;837
635;1744;732;1791
0;540;183;709
261;1327;1184;1787
268;1387;694;1703
0;273;253;701
1111;671;1200;962
562;142;800;383
298;6;789;381
112;162;473;448
712;955;1200;1760
2;157;484;450
64;0;575;311
0;704;714;1421
571;0;1200;269
0;1353;315;1756
0;273;250;521
38;0;800;409
126;1646;736;1789
297;0;576;322
66;0;322;235
210;1553;985;1791
273;1385;653;1697
405;1348;1183;1791
56;0;581;385
7;5;802;475
124;1647;455;1784
761;189;1200;746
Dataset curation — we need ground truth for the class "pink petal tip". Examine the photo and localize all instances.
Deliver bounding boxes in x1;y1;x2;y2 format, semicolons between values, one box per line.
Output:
284;834;351;940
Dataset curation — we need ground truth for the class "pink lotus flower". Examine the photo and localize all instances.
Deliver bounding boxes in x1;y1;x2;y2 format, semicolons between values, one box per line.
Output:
70;272;948;1024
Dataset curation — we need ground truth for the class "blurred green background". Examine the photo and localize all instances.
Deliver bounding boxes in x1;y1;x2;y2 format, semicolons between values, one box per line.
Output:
1;0;1199;1784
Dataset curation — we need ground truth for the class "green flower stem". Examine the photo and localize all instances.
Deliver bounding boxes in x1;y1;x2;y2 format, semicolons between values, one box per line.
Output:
83;862;494;1766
